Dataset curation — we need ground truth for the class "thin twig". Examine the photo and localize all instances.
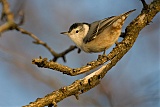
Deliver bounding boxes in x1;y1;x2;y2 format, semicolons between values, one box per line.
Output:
140;0;148;9
15;26;78;62
52;45;77;62
15;27;58;56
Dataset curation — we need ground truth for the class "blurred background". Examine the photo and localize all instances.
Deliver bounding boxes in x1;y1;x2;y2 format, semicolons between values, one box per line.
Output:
0;0;159;107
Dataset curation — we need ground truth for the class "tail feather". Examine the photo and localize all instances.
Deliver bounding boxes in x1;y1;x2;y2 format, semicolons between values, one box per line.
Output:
122;9;136;16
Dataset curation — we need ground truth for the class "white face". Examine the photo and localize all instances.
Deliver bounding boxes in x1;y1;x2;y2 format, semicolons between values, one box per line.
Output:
66;23;89;48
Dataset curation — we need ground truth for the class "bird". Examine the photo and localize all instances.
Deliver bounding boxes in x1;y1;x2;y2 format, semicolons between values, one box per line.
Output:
61;9;136;54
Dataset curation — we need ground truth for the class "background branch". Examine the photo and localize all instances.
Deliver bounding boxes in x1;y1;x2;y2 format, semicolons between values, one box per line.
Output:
16;27;78;62
0;0;15;33
0;0;78;62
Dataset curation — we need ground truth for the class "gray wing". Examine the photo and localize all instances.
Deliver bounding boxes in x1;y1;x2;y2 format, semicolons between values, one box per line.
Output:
83;16;119;43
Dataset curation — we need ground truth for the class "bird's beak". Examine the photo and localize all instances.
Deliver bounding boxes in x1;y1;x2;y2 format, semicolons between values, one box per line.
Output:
60;32;68;35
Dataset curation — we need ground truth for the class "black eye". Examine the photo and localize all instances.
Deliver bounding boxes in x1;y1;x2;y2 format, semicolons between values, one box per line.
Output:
76;30;79;33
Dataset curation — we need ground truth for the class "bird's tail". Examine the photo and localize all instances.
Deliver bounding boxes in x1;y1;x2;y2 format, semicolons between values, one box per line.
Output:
121;9;136;17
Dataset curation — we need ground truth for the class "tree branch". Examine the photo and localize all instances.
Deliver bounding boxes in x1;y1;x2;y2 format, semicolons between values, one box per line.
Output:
32;55;109;76
0;0;78;62
16;27;79;62
0;0;16;33
16;27;78;62
23;0;160;106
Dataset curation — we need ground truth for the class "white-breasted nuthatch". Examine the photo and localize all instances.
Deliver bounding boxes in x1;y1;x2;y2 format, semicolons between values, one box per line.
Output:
61;9;136;54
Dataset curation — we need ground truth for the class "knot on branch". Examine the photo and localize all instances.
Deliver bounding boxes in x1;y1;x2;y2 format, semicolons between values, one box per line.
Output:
32;57;48;67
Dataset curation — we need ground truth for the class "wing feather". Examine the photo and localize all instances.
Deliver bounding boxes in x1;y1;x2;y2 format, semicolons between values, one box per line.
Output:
83;16;120;43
